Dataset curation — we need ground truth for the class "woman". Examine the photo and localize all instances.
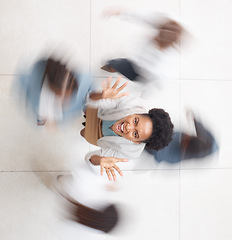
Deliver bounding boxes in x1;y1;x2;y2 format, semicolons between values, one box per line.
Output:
81;77;174;181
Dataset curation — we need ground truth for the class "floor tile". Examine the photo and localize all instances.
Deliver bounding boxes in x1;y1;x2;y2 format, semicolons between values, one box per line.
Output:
0;0;90;74
180;169;232;240
180;0;232;80
0;172;61;240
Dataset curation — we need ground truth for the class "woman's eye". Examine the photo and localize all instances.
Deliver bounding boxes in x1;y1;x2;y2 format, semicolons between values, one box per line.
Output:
134;118;138;124
133;131;138;138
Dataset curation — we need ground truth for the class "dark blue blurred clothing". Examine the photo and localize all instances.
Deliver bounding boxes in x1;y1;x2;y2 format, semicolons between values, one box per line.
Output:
146;119;219;163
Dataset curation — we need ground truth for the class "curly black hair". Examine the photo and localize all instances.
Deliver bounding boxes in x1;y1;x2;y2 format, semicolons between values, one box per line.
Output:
144;108;174;150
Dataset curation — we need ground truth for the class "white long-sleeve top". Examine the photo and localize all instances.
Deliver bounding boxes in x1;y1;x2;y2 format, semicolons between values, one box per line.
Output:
85;95;149;164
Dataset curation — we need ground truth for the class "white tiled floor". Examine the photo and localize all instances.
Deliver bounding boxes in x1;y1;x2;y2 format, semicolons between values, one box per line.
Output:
1;0;232;240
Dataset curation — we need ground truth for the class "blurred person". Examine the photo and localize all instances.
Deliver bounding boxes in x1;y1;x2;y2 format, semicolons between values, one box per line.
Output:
54;164;121;235
58;189;119;233
81;77;174;181
146;111;219;163
18;57;95;128
101;9;186;87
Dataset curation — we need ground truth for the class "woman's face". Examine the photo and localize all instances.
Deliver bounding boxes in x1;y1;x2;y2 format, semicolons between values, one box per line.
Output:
111;114;153;143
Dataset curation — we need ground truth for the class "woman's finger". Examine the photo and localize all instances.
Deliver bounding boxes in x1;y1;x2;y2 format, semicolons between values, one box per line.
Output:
110;168;117;181
107;76;112;88
116;81;128;92
105;168;112;181
116;92;130;98
115;158;129;163
100;165;104;176
113;165;123;176
102;81;106;89
112;76;122;89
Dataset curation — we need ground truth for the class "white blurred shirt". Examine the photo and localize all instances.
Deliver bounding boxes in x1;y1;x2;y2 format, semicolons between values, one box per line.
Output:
38;78;63;121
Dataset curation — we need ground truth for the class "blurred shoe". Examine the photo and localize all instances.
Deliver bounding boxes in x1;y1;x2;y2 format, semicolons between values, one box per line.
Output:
101;64;117;73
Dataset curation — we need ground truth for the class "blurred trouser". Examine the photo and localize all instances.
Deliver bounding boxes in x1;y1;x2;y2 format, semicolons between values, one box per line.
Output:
147;119;218;163
105;58;139;81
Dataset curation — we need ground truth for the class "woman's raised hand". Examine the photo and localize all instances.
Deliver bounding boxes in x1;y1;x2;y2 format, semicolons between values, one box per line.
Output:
101;76;129;99
100;156;128;181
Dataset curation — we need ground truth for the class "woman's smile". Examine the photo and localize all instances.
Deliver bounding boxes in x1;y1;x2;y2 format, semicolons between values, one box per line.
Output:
115;122;125;133
111;114;153;142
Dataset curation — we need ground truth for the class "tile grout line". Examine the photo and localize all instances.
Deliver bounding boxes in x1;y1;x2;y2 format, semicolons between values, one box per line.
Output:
1;168;232;173
179;167;181;240
1;74;232;81
0;170;70;173
91;77;232;81
179;0;181;238
0;167;232;173
88;0;91;158
122;168;232;171
89;0;92;75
